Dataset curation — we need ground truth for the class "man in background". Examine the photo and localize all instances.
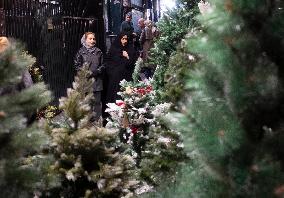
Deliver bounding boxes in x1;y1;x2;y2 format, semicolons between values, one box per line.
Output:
134;18;145;54
120;12;136;45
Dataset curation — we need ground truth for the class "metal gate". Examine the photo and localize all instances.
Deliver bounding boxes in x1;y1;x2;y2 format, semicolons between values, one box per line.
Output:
3;0;105;104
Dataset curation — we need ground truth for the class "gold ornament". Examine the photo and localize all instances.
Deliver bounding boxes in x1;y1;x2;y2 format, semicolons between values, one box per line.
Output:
122;111;129;129
0;111;6;118
125;86;133;95
250;164;259;172
224;0;233;12
0;37;10;53
217;130;225;137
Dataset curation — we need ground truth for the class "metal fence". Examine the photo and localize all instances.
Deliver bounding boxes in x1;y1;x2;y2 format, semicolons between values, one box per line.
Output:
0;8;4;35
3;0;105;104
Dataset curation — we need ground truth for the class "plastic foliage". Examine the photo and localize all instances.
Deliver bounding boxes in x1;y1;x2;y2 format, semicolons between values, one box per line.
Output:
105;79;187;185
150;0;284;197
0;40;53;197
45;64;142;198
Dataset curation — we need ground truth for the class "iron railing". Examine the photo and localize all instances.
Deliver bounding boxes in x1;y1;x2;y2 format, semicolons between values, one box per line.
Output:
3;0;105;104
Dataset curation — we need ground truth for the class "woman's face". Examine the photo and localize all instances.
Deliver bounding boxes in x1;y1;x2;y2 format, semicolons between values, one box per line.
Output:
120;35;128;46
126;15;132;22
86;34;96;47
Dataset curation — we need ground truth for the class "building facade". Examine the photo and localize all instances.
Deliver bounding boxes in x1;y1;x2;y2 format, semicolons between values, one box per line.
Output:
105;0;161;35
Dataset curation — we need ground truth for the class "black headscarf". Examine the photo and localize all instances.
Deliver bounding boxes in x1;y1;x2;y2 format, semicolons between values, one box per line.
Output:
104;31;137;105
106;31;137;67
111;32;130;50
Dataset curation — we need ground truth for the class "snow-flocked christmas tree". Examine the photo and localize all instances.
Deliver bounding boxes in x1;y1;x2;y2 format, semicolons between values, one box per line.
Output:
45;64;143;198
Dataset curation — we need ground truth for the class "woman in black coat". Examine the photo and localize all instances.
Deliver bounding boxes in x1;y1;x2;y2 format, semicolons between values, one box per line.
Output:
104;32;137;104
74;32;105;122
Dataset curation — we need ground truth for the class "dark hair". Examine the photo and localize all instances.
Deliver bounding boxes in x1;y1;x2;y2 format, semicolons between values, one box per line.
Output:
112;32;129;48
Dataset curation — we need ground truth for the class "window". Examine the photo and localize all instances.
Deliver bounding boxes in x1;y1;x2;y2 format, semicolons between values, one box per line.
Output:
131;0;143;7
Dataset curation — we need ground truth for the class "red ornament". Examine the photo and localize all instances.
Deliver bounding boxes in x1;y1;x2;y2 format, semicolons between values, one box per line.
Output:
146;85;152;92
116;100;126;108
134;85;153;95
138;88;146;95
130;126;139;134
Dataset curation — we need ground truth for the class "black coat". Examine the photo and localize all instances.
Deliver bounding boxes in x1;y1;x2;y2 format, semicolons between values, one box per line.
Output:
120;21;134;43
104;37;137;104
74;46;104;91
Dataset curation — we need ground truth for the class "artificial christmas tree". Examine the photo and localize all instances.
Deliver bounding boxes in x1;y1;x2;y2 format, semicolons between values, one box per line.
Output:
151;0;198;91
45;64;142;198
105;79;186;186
149;0;284;197
0;38;52;197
